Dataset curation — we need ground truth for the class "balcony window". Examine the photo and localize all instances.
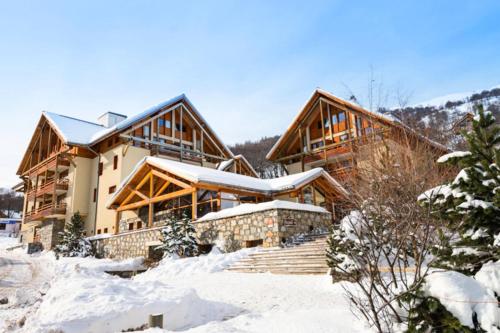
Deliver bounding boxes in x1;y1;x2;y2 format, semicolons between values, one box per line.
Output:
165;120;171;129
175;123;186;132
158;118;165;127
324;118;330;128
332;114;338;125
338;112;346;122
143;125;150;138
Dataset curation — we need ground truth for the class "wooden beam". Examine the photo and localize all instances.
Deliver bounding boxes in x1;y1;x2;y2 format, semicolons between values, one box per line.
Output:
127;186;148;201
154;180;170;197
151;169;190;189
116;187;196;212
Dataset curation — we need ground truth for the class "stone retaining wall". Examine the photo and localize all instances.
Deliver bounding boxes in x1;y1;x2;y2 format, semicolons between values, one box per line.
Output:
93;226;164;260
92;208;331;259
194;208;331;248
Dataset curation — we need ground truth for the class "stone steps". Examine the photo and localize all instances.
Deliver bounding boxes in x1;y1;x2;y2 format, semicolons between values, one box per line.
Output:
226;234;330;275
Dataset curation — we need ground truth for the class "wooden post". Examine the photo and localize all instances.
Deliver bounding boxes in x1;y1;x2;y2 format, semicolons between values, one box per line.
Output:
327;103;333;141
319;100;327;162
216;191;221;211
180;107;183;162
115;211;120;234
148;172;153;228
191;188;197;220
305;126;311;152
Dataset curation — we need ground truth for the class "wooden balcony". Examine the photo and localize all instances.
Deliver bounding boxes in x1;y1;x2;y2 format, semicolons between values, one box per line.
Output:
27;179;69;200
26;155;70;179
24;202;67;223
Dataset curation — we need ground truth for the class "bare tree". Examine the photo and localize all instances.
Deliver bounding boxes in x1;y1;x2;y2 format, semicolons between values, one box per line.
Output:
327;137;454;332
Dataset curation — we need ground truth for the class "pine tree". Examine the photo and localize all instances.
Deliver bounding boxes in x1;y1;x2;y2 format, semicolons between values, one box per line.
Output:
54;212;92;258
156;212;198;258
420;106;500;275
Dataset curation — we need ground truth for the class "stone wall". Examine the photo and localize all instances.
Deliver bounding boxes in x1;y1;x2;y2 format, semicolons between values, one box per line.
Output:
93;226;164;260
93;208;331;259
38;219;64;250
195;208;331;248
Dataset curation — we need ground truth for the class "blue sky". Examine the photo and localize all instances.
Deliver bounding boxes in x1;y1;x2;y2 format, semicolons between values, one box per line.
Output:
1;0;499;186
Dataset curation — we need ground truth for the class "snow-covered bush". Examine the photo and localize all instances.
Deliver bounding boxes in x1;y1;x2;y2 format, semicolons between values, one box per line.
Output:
54;212;93;258
156;212;198;258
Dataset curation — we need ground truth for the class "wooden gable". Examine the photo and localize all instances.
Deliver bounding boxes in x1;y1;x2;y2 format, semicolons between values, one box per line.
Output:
17;115;67;176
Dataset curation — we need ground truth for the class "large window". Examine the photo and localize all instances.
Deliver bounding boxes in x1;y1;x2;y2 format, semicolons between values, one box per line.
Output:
143;125;150;138
338;112;346;122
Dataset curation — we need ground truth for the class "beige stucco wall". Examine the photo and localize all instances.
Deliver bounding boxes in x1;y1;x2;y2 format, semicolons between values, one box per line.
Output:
93;145;150;235
66;157;92;224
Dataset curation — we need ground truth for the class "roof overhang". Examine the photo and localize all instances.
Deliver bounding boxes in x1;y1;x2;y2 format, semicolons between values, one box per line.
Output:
266;88;449;161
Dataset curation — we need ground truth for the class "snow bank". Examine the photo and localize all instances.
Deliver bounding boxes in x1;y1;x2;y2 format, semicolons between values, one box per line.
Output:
23;256;241;333
136;247;258;281
424;270;500;331
196;200;328;222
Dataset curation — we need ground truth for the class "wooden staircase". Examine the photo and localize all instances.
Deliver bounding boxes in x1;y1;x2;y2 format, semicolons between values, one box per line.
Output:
226;234;330;275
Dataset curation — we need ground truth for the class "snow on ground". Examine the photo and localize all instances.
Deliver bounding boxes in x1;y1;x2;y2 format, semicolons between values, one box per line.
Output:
3;245;366;333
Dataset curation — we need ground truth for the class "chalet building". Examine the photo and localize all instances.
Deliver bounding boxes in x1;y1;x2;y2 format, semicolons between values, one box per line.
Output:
17;93;347;253
267;89;449;182
16;94;259;249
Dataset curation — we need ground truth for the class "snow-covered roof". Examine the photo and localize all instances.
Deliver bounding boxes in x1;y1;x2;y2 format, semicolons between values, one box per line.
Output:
196;200;329;222
42;94;234;158
216;154;259;178
43;111;107;146
107;156;348;208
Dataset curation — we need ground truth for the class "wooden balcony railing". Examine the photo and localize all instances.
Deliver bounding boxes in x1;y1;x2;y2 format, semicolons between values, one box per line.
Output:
24;202;67;223
26;155;71;179
27;179;69;199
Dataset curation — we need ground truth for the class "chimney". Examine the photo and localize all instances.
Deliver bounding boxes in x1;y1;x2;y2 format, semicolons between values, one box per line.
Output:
97;111;127;128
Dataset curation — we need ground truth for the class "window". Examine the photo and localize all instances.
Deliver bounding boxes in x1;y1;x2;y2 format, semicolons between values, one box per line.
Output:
137;221;142;229
128;223;134;231
98;162;103;176
332;114;338;125
109;185;116;194
340;134;348;141
113;155;118;170
103;228;108;233
158;118;165;127
324;118;330;128
311;141;324;149
107;139;113;147
317;121;322;129
143;125;150;137
365;127;373;134
175;123;186;132
338;112;346;122
165;120;171;129
97;229;102;234
0;224;5;230
93;188;97;202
